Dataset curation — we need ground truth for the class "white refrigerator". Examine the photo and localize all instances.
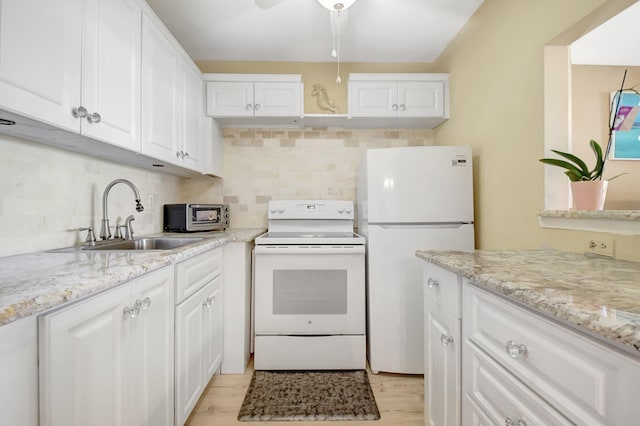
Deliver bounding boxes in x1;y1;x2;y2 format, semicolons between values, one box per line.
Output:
357;146;474;374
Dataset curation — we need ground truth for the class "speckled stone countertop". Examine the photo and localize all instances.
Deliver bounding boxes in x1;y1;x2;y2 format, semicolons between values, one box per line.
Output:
0;228;265;327
416;249;640;357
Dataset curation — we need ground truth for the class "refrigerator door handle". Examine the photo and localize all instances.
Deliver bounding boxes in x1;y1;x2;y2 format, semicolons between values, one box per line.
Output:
374;223;473;229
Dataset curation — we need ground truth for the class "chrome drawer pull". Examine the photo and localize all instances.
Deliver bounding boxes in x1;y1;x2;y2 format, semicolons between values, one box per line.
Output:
505;340;528;359
505;417;527;426
202;296;215;308
141;297;151;311
440;334;453;346
427;278;439;288
123;299;142;319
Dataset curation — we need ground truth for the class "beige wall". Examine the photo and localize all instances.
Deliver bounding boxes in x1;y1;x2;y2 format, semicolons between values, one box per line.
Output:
572;65;640;209
0;135;183;257
197;61;435;114
431;0;640;262
180;128;434;229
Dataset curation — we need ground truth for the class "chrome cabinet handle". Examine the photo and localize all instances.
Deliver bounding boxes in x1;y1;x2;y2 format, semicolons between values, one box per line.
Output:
254;103;261;111
392;104;398;111
505;340;528;359
202;296;215;308
440;334;453;346
141;297;151;311
505;418;527;426
123;299;142;318
176;150;185;159
400;104;406;111
427;277;439;288
246;103;253;110
86;112;101;124
72;106;88;118
183;152;189;159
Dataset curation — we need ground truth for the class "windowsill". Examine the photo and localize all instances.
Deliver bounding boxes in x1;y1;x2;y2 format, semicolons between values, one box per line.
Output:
538;210;640;235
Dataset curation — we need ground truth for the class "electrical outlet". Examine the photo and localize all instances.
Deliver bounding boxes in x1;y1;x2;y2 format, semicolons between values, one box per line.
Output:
585;237;615;258
147;193;157;212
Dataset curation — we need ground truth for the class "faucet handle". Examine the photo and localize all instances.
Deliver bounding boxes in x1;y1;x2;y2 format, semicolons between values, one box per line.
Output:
114;225;126;239
79;226;96;246
124;215;135;240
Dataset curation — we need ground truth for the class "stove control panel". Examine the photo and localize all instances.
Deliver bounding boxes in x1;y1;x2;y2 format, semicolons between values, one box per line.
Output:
268;200;354;220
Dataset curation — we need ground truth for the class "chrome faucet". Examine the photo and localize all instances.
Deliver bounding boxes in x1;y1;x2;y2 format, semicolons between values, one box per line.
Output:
99;179;144;240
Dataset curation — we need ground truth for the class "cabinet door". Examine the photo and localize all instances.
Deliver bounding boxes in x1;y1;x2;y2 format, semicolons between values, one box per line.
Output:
398;82;444;117
82;0;141;151
0;0;82;132
202;276;223;379
131;268;174;426
39;284;132;426
175;282;206;426
141;13;180;164
206;81;254;117
425;299;461;426
348;81;397;117
254;82;302;117
180;61;203;171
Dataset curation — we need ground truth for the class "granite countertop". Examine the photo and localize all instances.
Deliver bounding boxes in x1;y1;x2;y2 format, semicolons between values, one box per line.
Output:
416;249;640;357
0;228;265;327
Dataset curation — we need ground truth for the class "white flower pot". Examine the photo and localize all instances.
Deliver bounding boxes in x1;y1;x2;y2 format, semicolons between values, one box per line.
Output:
570;180;608;211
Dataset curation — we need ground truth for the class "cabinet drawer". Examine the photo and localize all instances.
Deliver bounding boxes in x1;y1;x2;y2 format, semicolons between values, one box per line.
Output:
423;262;461;318
463;282;640;425
175;248;223;303
463;340;572;426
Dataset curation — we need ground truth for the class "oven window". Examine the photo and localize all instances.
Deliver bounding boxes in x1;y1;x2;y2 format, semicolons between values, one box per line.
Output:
272;270;347;315
193;209;218;222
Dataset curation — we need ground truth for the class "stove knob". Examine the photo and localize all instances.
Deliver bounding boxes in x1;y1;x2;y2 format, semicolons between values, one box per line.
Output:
270;208;277;214
345;206;353;214
278;208;285;213
337;207;345;214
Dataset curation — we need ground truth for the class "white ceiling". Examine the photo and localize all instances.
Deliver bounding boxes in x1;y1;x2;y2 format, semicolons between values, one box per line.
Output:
571;1;640;66
144;0;484;63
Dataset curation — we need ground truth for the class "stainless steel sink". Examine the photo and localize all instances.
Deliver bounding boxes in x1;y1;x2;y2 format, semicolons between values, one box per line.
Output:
82;237;204;251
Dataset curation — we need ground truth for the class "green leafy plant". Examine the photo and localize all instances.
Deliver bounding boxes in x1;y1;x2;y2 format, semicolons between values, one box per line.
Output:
539;139;625;182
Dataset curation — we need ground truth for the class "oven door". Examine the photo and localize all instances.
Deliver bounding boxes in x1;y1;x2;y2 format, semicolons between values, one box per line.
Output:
254;245;365;335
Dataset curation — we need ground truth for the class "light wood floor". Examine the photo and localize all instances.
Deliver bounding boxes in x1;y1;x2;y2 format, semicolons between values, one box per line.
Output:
186;358;425;425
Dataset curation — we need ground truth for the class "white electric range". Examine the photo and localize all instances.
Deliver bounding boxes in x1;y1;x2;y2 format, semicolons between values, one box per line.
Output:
253;200;366;370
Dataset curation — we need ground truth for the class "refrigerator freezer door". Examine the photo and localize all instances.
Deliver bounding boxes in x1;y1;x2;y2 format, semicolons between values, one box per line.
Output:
366;223;474;374
366;146;474;223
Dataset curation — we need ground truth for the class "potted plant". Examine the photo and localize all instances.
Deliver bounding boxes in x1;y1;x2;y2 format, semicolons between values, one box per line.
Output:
539;139;625;210
540;70;630;211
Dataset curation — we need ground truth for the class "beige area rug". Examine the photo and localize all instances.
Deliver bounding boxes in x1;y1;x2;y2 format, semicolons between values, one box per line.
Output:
237;370;381;422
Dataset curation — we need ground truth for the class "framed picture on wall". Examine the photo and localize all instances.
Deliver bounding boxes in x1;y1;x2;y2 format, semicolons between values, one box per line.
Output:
610;90;640;160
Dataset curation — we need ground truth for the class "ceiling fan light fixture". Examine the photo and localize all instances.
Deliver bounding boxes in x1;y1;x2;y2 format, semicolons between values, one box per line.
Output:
316;0;358;12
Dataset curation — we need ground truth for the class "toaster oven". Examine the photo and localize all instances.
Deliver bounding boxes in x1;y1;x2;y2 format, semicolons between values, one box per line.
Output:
163;204;229;232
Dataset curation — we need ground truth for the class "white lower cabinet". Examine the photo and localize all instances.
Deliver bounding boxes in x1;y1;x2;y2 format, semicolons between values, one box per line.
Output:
221;241;253;374
423;262;462;426
422;261;640;426
174;248;224;426
0;316;38;426
424;299;460;426
38;266;175;426
463;282;640;426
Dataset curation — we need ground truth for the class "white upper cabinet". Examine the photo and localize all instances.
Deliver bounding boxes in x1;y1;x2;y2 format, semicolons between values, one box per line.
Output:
0;0;141;152
205;74;303;118
348;73;449;128
142;13;205;172
141;12;180;164
0;0;82;132
81;0;142;151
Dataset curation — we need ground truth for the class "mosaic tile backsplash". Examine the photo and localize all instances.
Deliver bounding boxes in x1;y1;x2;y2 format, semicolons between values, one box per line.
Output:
180;128;434;229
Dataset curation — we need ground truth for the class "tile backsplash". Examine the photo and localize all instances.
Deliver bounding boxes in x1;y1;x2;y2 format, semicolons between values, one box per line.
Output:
0;135;183;257
180;128;434;228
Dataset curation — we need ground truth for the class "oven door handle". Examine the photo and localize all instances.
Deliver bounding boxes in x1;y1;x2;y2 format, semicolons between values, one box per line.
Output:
254;245;365;255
